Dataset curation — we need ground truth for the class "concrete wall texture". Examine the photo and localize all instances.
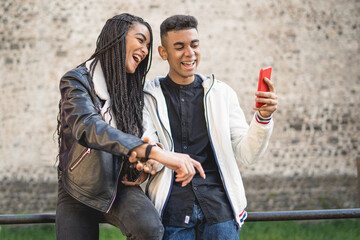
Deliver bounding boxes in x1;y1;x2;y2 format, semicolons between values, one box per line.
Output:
0;0;359;213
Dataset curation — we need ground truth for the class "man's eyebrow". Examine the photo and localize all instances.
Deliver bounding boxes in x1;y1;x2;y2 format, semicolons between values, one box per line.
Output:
173;39;199;46
135;33;147;41
173;41;184;46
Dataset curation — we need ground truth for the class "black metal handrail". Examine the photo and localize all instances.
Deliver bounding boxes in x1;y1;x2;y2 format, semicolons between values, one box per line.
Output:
0;214;55;225
1;208;360;225
245;208;360;222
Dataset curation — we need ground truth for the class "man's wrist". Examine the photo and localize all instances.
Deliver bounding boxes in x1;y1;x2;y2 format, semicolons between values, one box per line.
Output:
148;145;162;161
256;111;272;124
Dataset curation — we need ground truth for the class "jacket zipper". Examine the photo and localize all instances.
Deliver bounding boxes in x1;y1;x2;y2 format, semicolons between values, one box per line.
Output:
204;74;240;229
70;148;91;171
144;91;175;219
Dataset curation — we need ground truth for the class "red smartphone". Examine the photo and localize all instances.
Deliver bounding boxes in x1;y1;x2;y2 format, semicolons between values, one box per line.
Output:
256;66;272;108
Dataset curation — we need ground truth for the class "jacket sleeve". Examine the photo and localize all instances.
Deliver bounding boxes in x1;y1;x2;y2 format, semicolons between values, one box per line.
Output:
60;70;143;156
142;97;161;144
142;94;165;172
228;86;273;165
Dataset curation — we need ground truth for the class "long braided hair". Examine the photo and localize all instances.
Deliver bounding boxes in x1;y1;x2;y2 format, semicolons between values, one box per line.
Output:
56;13;153;161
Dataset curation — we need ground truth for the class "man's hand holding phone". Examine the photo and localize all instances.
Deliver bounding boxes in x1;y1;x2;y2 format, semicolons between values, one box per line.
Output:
253;66;278;118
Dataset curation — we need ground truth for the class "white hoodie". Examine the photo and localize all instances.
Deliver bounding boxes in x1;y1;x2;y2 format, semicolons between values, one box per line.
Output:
142;73;274;227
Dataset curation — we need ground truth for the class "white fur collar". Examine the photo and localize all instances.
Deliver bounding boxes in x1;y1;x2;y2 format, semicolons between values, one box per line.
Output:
85;59;117;128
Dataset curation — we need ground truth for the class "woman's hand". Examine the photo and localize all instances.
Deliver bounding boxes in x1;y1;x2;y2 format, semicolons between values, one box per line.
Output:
128;137;160;174
121;170;148;186
129;138;206;187
128;150;159;175
122;138;160;186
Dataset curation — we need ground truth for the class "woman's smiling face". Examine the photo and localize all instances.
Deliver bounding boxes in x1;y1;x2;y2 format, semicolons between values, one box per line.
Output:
125;22;151;74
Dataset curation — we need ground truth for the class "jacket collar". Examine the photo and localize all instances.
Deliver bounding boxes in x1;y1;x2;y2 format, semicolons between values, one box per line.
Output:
146;73;214;92
85;59;117;128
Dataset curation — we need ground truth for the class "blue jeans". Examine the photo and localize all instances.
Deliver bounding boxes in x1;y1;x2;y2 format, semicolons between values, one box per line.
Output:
163;202;239;240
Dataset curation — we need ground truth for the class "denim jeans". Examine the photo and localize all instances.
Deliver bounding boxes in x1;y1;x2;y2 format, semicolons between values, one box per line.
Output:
56;184;164;240
163;202;239;240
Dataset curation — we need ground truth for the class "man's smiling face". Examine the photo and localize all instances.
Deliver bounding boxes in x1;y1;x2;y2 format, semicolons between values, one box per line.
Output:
159;28;200;84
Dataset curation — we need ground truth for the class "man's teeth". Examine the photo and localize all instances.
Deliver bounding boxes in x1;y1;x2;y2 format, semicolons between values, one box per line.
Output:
183;61;194;65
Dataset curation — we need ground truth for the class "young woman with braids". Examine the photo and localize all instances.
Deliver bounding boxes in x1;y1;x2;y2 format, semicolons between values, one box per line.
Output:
55;13;205;240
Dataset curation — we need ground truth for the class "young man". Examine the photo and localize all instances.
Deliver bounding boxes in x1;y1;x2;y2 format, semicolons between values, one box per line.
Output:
142;15;278;239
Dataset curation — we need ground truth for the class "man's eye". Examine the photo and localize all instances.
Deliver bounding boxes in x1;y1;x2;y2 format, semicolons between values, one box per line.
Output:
175;47;184;50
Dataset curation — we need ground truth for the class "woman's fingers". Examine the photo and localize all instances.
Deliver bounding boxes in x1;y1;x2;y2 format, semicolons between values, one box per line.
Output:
143;136;156;145
121;172;148;186
128;151;138;163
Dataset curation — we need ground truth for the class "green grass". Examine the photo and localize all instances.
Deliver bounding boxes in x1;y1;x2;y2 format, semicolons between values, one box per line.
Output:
0;224;126;240
1;219;359;240
240;220;360;240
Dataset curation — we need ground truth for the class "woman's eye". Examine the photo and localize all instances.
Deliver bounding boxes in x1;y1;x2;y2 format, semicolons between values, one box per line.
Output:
137;38;144;43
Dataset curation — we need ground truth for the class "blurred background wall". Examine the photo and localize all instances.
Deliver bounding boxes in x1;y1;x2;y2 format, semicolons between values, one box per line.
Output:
0;0;359;213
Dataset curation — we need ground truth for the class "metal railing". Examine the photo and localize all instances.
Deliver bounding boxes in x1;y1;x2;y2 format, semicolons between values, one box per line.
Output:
1;208;360;225
246;208;360;221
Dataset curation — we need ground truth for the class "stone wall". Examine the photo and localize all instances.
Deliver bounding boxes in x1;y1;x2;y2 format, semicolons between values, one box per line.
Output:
0;0;359;213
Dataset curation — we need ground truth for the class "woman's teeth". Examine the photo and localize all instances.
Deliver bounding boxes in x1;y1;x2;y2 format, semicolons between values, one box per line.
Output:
133;55;141;63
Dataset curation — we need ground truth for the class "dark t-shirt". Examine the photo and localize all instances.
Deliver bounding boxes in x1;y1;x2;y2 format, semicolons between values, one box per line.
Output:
160;75;234;227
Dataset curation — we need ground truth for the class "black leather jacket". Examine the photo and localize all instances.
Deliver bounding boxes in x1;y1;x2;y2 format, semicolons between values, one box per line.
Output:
58;66;143;212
